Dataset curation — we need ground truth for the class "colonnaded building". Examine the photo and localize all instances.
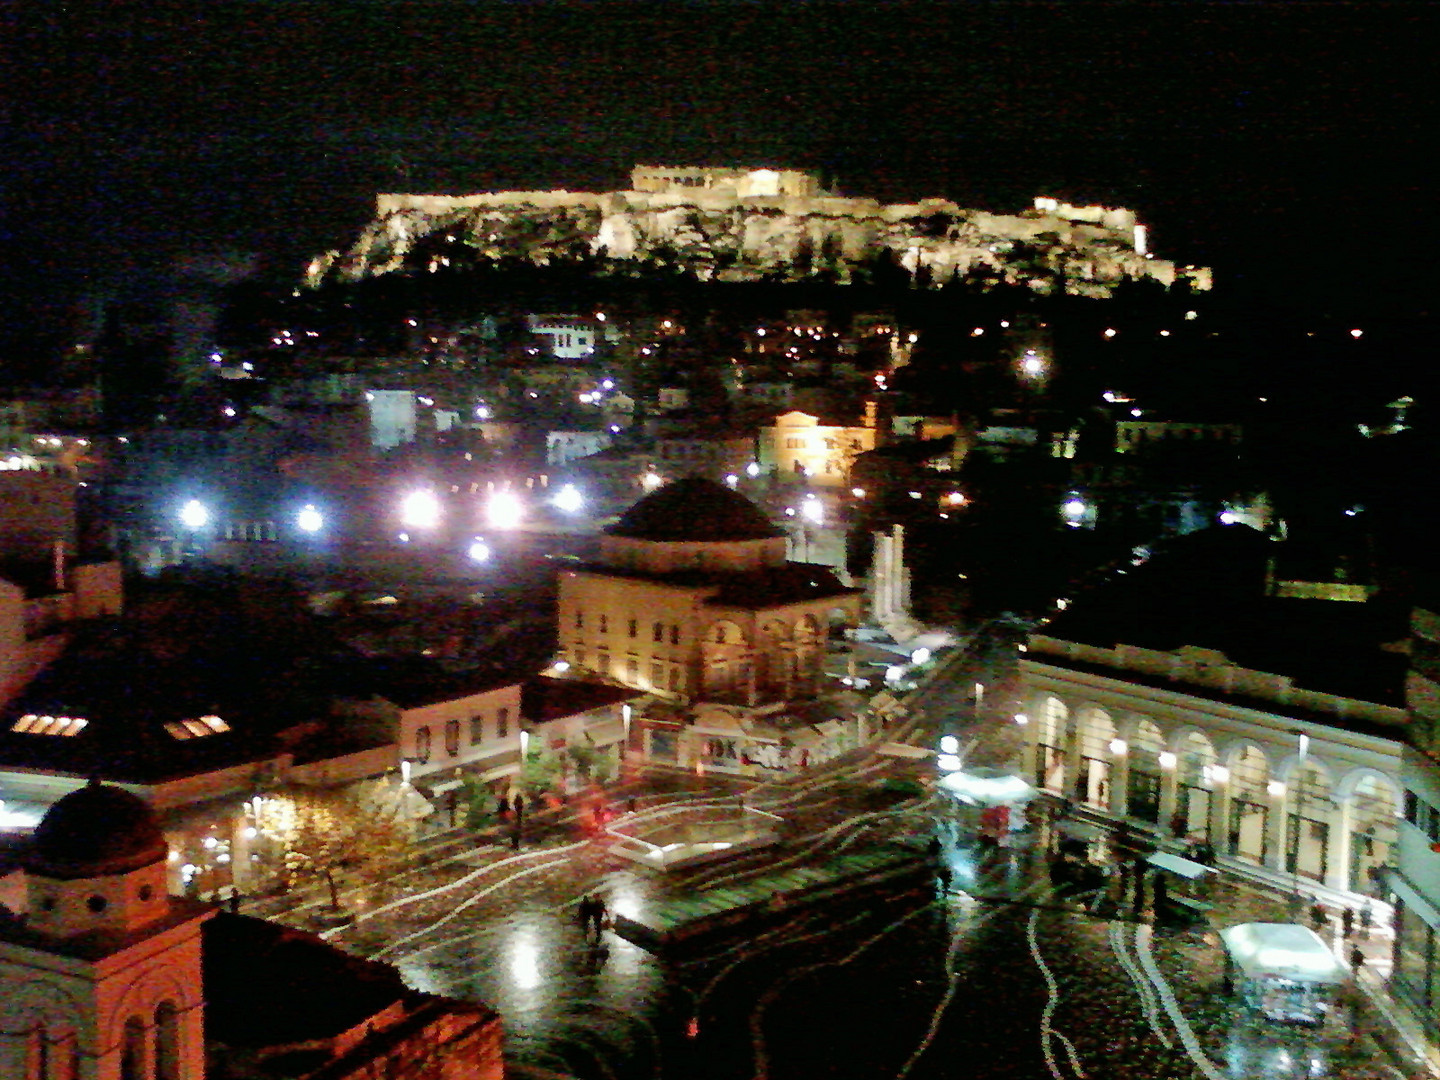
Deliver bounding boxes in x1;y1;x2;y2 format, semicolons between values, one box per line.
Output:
1018;525;1407;903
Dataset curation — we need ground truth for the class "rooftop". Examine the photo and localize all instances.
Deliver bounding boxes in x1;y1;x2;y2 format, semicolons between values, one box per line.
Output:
606;478;783;543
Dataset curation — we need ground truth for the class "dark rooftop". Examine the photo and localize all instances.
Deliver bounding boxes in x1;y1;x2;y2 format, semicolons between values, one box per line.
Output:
522;676;644;725
607;477;783;543
1040;524;1409;707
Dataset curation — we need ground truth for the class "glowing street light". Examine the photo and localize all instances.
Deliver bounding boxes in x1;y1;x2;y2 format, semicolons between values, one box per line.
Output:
296;505;324;534
745;461;760;478
1020;351;1045;378
468;538;491;563
641;470;664;492
801;494;824;525
552;484;584;514
179;499;210;530
400;490;442;529
488;490;524;529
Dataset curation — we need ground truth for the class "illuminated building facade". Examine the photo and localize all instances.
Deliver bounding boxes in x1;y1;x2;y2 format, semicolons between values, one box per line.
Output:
557;478;862;706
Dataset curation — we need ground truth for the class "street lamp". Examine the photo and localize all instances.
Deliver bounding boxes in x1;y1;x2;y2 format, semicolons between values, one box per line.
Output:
1291;730;1310;903
179;499;210;531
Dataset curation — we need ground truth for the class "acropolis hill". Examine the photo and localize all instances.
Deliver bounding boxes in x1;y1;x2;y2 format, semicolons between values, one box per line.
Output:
307;165;1210;296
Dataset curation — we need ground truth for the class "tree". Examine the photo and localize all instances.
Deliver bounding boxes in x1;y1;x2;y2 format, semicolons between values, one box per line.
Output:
255;780;422;910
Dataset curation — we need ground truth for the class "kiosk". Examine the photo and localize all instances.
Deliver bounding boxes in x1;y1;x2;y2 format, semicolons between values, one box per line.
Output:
1219;922;1346;1024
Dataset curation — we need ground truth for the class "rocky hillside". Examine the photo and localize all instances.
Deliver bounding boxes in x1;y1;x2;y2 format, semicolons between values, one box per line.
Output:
307;188;1210;297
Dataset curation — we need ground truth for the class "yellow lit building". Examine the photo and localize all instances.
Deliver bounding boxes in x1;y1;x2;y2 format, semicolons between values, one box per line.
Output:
759;408;880;488
557;478;862;706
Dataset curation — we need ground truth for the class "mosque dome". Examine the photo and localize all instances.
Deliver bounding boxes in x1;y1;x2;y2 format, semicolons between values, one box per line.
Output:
607;478;783;543
28;780;170;880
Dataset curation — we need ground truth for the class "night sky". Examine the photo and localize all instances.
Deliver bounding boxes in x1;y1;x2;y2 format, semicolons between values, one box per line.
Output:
5;1;1438;343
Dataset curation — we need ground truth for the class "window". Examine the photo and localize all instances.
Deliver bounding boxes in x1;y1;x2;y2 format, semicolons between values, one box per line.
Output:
575;611;584;630
121;1017;145;1080
628;618;637;638
627;658;639;681
155;1002;180;1080
497;707;510;739
651;661;665;687
599;614;608;634
470;714;485;743
670;625;680;645
653;621;664;643
444;719;461;757
414;726;432;763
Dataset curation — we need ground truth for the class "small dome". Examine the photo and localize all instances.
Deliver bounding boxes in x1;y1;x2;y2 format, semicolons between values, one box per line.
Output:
607;478;783;543
28;781;169;880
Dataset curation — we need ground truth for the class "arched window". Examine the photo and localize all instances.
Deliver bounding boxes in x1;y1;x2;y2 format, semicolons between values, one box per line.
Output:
444;719;461;757
155;1001;180;1080
414;726;432;764
121;1016;146;1080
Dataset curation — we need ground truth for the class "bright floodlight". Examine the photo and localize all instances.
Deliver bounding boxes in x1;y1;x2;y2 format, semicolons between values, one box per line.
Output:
179;499;209;530
1021;351;1045;378
939;734;960;755
488;490;524;529
468;538;491;563
641;471;664;492
801;496;824;525
911;648;932;665
746;461;760;478
296;505;324;534
400;490;442;529
1062;498;1087;520
724;474;739;488
553;484;584;514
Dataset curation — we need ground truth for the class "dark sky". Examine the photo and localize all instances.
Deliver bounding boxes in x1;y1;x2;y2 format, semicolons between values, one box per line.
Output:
6;1;1438;337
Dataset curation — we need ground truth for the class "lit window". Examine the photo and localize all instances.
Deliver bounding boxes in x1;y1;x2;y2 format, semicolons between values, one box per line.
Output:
11;714;88;737
163;715;230;741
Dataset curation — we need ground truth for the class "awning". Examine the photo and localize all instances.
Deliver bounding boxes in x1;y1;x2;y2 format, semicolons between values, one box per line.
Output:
1219;923;1346;985
1146;852;1214;881
584;719;626;747
938;768;1036;807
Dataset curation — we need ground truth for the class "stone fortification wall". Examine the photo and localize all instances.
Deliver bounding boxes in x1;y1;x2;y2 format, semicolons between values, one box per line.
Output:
311;181;1208;296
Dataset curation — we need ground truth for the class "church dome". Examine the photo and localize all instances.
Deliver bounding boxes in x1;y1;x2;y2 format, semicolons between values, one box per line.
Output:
28;780;169;880
607;478;783;543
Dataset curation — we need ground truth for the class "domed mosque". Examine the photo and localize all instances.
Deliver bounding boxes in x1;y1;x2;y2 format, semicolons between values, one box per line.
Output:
558;478;862;740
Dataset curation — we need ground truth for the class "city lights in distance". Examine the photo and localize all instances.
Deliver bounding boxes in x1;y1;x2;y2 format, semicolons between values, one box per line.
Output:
488;490;524;529
851;487;866;499
945;491;967;507
552;484;584;513
179;499;210;530
1103;328;1117;339
296;505;324;534
400;490;442;529
1350;328;1364;339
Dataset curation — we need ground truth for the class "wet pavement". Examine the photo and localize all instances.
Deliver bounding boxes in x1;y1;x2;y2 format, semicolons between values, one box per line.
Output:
250;750;1425;1080
244;628;1424;1080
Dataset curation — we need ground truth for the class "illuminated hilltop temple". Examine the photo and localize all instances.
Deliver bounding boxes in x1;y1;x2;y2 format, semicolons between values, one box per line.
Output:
308;165;1210;297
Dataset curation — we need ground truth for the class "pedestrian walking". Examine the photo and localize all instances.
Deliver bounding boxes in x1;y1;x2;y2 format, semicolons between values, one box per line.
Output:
1341;906;1355;938
1310;901;1328;933
592;894;608;939
578;895;597;941
1359;900;1373;939
1350;943;1365;972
